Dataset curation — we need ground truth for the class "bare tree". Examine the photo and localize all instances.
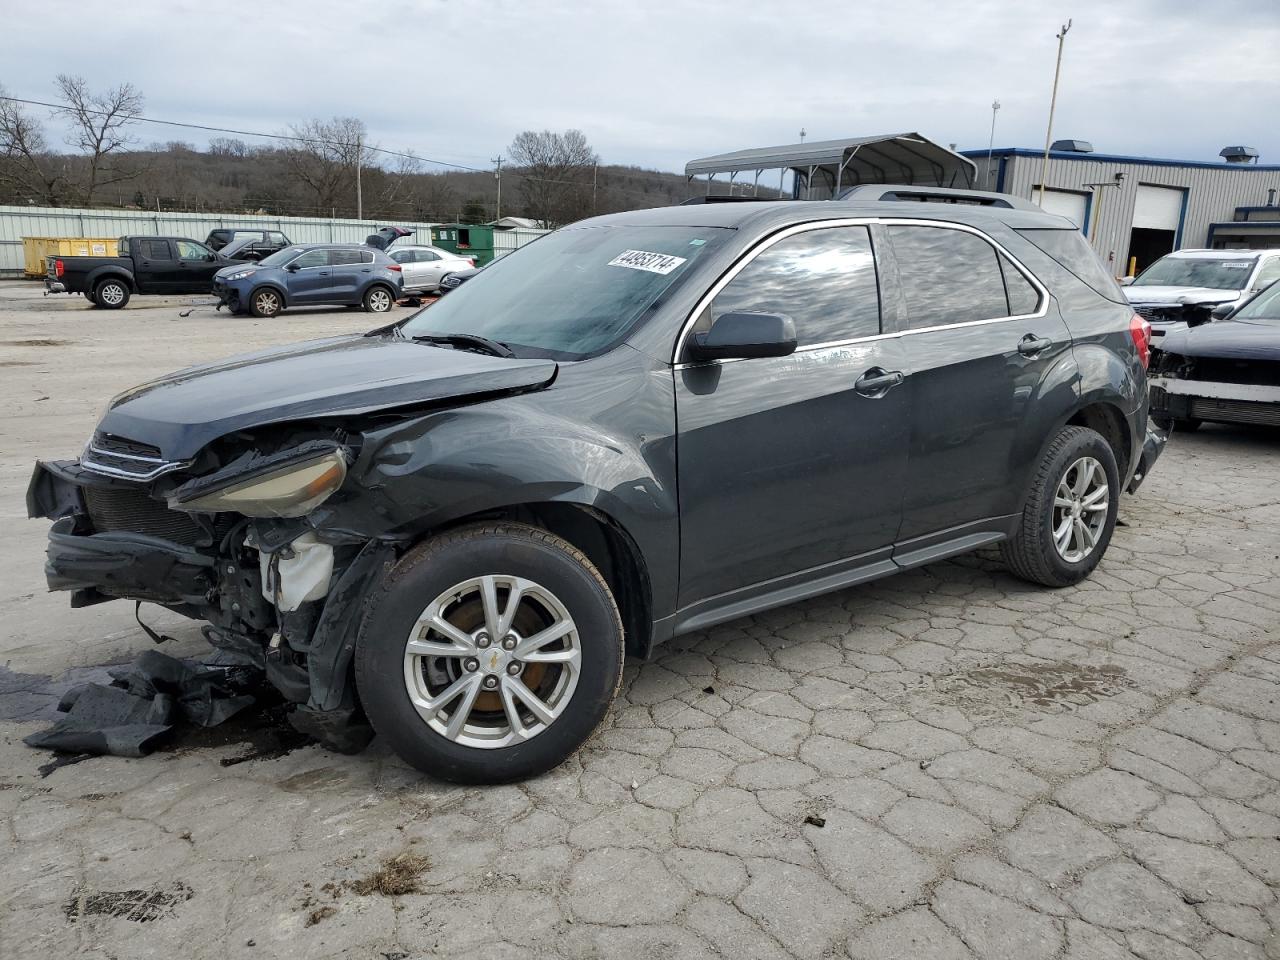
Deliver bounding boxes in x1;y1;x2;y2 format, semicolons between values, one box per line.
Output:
0;85;69;205
284;116;368;215
508;129;597;228
54;74;145;205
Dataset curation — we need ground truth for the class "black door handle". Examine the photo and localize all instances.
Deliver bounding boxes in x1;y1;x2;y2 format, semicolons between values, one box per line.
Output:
855;367;905;398
1018;334;1053;356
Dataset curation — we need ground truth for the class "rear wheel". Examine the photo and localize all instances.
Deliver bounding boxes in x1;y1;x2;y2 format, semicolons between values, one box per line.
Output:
1000;425;1120;587
363;285;394;313
94;278;129;310
248;287;282;318
355;522;625;784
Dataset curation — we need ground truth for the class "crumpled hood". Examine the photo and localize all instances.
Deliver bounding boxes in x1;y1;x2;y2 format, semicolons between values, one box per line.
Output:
1125;285;1241;307
98;334;558;460
1157;319;1280;362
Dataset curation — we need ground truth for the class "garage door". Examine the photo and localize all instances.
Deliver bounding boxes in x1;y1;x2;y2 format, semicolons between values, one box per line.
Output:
1036;189;1088;229
1133;185;1184;232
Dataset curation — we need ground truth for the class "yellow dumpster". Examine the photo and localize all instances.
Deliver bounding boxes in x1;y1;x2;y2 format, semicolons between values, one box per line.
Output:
22;237;120;278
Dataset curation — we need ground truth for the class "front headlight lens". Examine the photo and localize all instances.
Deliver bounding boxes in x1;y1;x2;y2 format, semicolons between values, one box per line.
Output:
224;269;256;281
172;450;347;518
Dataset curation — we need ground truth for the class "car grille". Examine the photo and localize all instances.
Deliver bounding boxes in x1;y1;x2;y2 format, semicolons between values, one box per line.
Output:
1189;359;1279;387
82;432;190;481
1189;398;1280;427
83;485;206;545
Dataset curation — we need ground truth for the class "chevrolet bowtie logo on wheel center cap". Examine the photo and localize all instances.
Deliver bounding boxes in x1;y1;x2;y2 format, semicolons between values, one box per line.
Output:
487;650;503;673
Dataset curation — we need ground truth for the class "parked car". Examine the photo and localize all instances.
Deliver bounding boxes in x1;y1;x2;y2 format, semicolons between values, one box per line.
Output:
206;229;292;260
1150;278;1280;430
44;236;247;309
211;243;404;317
1123;249;1280;336
438;265;482;293
388;245;476;294
28;187;1164;783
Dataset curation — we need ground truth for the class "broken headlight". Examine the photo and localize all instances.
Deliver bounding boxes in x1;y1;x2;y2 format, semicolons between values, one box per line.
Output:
171;448;347;518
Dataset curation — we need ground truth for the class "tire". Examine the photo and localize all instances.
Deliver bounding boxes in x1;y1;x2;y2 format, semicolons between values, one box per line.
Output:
248;287;283;318
94;278;130;310
1000;425;1120;588
84;290;99;307
363;285;395;314
355;522;625;784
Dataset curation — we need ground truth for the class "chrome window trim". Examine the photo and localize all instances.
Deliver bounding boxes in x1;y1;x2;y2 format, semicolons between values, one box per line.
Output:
671;216;1051;365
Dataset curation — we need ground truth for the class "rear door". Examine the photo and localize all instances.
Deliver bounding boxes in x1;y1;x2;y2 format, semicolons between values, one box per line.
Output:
879;221;1074;554
674;223;909;612
390;248;425;289
134;238;178;292
415;249;447;289
328;248;368;303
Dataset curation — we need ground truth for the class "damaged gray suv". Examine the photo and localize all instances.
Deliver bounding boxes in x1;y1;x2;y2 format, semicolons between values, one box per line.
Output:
28;187;1165;783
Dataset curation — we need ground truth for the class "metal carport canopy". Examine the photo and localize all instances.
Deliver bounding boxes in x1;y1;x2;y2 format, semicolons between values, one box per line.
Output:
685;133;977;193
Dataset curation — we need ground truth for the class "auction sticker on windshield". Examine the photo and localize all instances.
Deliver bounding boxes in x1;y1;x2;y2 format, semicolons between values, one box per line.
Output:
608;250;688;275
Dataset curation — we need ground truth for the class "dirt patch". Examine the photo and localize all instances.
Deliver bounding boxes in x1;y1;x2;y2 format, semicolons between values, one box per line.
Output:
65;882;193;923
2;338;69;347
937;661;1133;713
350;852;431;896
306;905;337;927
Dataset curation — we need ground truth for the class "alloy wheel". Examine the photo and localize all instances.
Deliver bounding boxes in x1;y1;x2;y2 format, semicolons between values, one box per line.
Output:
402;575;582;749
254;291;280;316
368;289;392;312
99;283;125;306
1052;455;1109;563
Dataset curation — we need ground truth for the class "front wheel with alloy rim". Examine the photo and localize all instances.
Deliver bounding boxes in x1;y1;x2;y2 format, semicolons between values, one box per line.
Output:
1000;425;1120;587
248;287;283;318
355;522;625;783
94;278;130;309
363;285;394;313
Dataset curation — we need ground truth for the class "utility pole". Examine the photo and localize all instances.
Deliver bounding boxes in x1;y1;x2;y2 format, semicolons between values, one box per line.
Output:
356;132;363;220
492;155;503;221
986;99;1001;187
799;127;806;143
1037;19;1072;207
592;162;598;214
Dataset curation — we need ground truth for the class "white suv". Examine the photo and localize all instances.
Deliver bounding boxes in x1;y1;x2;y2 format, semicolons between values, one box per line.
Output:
1124;249;1280;333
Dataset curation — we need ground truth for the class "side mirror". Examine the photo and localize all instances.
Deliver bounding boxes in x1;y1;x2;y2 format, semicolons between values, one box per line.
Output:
285;262;300;273
205;252;216;261
1210;303;1234;321
690;312;797;361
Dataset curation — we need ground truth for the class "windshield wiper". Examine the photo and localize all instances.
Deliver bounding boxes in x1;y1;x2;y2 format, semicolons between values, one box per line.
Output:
411;333;515;358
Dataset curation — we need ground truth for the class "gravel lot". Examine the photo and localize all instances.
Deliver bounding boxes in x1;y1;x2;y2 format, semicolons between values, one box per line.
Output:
1;279;1277;960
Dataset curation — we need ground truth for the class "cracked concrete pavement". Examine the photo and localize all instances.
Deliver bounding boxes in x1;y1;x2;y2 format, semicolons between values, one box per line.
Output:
1;280;1278;959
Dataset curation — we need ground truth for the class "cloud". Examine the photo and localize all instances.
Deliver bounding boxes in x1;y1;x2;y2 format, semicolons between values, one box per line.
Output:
4;0;1277;173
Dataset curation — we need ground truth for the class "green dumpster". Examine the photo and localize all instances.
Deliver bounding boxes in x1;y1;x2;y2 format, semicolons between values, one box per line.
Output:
430;224;496;266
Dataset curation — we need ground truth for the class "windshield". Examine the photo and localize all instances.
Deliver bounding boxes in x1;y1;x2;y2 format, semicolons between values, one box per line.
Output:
1132;256;1257;290
1233;281;1280;325
257;246;307;267
400;225;730;359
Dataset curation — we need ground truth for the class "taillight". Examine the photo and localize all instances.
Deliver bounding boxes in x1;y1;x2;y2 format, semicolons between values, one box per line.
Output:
387;263;402;272
54;258;64;278
1129;313;1151;369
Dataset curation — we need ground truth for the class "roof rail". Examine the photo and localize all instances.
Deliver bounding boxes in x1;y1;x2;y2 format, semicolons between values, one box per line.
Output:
837;184;1040;211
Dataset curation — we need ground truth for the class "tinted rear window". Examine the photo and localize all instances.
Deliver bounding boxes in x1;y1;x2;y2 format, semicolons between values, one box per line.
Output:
1016;228;1126;303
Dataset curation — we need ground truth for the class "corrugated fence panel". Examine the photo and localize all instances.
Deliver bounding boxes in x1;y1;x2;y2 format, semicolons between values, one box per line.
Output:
0;205;547;277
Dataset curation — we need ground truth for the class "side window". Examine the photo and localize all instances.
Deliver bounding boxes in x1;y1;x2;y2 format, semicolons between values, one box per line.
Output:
176;240;210;261
390;250;414;264
330;249;362;266
269;232;288;245
361;250;375;264
1252;257;1280;291
139;239;172;260
419;250;441;262
999;256;1042;315
709;226;881;347
887;225;1009;328
291;249;328;269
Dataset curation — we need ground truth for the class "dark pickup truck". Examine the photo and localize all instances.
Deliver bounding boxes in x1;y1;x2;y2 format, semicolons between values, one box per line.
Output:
45;236;247;309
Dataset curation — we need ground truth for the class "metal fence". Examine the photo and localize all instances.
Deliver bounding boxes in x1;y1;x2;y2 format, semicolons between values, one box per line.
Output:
0;205;547;277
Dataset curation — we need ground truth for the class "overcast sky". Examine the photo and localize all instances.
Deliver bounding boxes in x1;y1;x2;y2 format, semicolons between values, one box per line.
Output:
3;0;1278;175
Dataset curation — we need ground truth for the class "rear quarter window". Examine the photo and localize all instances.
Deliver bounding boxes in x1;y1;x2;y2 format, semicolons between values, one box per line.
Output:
1016;228;1126;303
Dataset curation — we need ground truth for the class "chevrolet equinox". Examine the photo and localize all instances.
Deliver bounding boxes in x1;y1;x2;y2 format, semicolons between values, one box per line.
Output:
28;186;1166;783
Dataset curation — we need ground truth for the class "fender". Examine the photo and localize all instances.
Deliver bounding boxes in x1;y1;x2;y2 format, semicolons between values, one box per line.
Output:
1071;339;1145;478
85;264;136;292
310;395;680;618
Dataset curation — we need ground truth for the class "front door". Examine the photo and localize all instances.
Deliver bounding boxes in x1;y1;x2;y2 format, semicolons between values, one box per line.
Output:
174;240;221;292
879;222;1075;546
674;224;909;612
135;238;179;292
284;248;335;304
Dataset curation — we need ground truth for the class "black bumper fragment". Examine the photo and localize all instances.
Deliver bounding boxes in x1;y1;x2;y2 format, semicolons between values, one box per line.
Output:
46;518;215;605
